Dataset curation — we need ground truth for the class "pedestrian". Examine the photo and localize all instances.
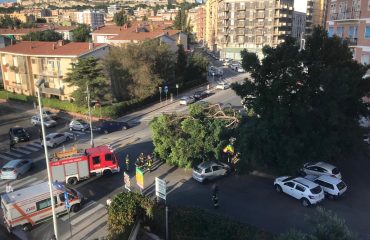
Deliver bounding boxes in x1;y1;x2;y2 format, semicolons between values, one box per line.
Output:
6;183;13;193
125;154;130;172
147;154;153;172
9;139;15;150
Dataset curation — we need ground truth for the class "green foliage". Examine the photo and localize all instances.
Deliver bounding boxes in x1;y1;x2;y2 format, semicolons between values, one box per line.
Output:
107;192;154;240
0;6;24;14
150;103;233;168
64;57;111;106
36;18;47;23
22;30;63;41
0;15;21;28
150;206;273;240
232;26;370;174
71;24;91;42
102;40;175;101
142;15;148;21
113;10;130;27
173;8;191;32
175;44;187;83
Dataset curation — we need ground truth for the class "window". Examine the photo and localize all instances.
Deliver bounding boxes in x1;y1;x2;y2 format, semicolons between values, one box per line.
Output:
105;154;112;161
361;55;369;65
212;166;220;171
36;197;57;211
284;182;295;188
336;27;344;37
317;167;328;173
31;59;36;64
92;156;100;164
295;185;305;192
349;26;358;38
368;0;370;10
204;168;211;173
365;26;370;39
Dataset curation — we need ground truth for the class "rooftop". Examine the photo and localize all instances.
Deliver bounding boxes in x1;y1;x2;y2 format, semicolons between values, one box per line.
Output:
109;29;179;41
0;41;107;57
92;21;173;35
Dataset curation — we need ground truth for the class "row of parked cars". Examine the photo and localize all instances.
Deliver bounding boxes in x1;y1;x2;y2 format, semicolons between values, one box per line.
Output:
274;162;347;207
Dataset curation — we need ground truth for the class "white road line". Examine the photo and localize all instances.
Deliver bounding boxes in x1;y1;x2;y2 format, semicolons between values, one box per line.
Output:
73;132;86;136
60;201;96;221
69;212;107;240
12;148;31;154
28;142;41;148
0;177;39;191
5;151;22;158
21;145;40;151
70;204;105;226
29;180;44;186
0;154;13;161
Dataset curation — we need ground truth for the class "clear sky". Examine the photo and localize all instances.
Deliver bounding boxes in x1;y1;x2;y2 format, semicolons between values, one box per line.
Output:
294;0;308;13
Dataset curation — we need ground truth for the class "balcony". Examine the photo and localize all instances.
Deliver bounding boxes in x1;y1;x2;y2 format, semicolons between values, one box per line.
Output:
255;4;264;10
345;37;358;46
236;29;245;35
256;13;265;18
41;87;63;96
236;5;245;11
255;30;264;36
330;11;361;21
237;21;245;27
255;21;265;28
237;13;246;19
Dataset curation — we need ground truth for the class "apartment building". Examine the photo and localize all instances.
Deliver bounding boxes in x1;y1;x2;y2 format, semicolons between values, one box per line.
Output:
325;0;370;66
205;0;219;51
312;0;327;27
292;11;306;39
216;0;294;60
74;10;105;30
0;41;108;100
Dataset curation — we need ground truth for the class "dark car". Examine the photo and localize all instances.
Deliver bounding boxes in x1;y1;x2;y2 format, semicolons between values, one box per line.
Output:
193;91;210;101
9;127;30;143
94;120;129;134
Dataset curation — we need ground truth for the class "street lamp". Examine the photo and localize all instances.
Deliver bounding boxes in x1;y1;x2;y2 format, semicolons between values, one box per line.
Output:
35;79;59;240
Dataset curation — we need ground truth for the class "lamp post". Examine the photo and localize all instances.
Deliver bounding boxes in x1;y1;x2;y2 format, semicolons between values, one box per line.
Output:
86;83;94;148
35;79;59;240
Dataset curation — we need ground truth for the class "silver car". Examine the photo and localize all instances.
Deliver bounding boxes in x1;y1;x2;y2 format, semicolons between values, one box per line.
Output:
192;161;230;183
0;159;33;180
41;132;74;148
300;162;342;179
69;119;90;132
31;115;57;128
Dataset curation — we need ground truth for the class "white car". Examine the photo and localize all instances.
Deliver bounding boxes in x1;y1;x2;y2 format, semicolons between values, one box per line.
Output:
192;161;230;183
300;162;342;179
216;82;230;90
179;96;195;105
31;115;57;128
304;175;347;199
42;110;57;119
274;176;325;207
41;132;74;148
236;66;245;72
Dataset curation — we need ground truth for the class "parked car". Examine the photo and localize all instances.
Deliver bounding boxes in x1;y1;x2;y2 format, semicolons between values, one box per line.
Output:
94;120;129;134
41;132;74;148
229;64;239;71
0;159;33;180
192;161;230;183
304;175;347;199
274;176;325;207
236;66;245;72
193;91;210;101
300;162;342;179
216;82;230;90
179;96;195;105
9;127;30;143
31;116;57;128
69;119;90;132
42;110;57;120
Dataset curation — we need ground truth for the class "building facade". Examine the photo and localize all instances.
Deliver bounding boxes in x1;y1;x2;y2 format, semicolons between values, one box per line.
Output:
312;0;327;27
326;0;369;66
74;10;105;30
205;0;219;51
292;11;306;39
0;41;108;100
216;0;294;60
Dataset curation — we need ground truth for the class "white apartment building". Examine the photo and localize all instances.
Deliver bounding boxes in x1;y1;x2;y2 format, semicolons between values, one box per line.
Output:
75;10;105;30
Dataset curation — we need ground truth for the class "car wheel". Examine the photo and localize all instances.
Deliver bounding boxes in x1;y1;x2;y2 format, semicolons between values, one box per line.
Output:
103;169;112;177
104;130;109;134
67;177;78;185
122;126;128;130
71;203;81;213
16;173;21;180
301;198;310;207
66;136;70;141
22;223;32;232
52;143;57;148
275;184;282;193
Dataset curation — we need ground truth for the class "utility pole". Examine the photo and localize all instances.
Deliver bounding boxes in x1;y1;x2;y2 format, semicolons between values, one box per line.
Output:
86;83;94;148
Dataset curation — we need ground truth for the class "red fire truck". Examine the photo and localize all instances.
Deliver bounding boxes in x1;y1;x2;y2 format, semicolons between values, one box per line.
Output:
50;145;120;185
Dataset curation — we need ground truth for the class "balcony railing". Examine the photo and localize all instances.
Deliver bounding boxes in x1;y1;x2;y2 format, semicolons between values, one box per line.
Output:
344;37;358;46
330;11;361;20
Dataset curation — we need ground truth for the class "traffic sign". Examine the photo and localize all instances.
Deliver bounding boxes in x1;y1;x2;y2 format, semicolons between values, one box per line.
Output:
164;85;168;93
64;191;70;209
176;84;179;89
155;177;167;200
136;167;144;189
124;172;131;191
159;86;162;93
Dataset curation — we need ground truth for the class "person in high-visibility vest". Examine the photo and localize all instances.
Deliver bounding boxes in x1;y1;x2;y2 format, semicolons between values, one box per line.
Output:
147;154;153;172
125;154;130;172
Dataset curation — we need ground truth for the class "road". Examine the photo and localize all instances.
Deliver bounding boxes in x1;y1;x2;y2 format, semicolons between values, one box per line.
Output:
1;62;370;240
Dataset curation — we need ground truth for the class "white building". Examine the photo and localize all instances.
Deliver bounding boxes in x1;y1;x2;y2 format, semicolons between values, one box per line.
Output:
292;11;306;39
75;10;105;30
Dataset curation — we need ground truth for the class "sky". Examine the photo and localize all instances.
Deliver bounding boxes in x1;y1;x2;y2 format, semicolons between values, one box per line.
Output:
294;0;308;13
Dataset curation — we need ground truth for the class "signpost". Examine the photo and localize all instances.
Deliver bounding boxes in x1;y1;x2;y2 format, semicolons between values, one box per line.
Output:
124;172;131;191
176;84;179;98
164;86;168;103
136;167;144;191
155;177;168;240
159;87;162;103
64;191;72;237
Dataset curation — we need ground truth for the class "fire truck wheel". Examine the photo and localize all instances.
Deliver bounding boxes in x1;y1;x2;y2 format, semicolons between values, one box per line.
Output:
22;223;32;232
71;203;81;213
68;177;78;185
103;170;112;176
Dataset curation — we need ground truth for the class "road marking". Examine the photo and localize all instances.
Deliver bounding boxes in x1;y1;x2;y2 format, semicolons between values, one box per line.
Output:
60;200;96;221
69;212;107;240
0;154;13;161
28;142;41;148
73;132;86;136
5;151;22;158
70;204;105;226
20;145;40;151
0;177;39;192
11;148;31;154
29;180;44;186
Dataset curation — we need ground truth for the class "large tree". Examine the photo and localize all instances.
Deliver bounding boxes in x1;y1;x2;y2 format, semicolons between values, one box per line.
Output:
113;10;130;27
233;27;370;173
71;24;91;42
22;30;63;41
64;57;110;105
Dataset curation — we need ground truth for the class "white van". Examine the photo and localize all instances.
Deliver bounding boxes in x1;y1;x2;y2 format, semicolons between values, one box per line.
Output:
1;181;84;232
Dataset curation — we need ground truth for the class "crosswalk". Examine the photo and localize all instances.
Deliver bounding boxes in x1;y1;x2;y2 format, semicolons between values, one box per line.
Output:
0;175;45;193
140;108;186;123
59;200;107;240
0;131;88;163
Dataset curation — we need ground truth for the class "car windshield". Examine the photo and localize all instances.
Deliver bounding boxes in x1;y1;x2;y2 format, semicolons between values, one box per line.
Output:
282;176;295;182
310;186;322;194
13;128;25;134
76;120;85;124
337;181;346;190
332;167;340;175
194;166;203;173
46;137;51;141
66;187;78;196
2;167;14;171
